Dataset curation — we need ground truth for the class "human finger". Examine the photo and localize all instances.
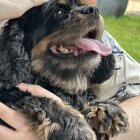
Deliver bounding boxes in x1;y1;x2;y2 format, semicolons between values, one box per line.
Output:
31;0;49;7
0;125;17;140
17;83;62;103
0;103;28;131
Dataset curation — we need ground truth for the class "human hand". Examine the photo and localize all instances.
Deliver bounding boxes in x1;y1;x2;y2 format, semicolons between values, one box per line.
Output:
0;0;48;20
110;95;140;140
0;83;62;140
0;102;40;140
17;83;62;103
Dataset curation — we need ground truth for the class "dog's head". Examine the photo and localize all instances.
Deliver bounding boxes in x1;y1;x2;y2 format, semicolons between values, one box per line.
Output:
3;0;115;93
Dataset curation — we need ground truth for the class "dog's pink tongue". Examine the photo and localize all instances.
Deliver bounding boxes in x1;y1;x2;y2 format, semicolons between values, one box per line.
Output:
75;38;112;56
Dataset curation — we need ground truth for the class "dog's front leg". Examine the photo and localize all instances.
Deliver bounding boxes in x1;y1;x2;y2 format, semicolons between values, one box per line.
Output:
81;100;129;138
13;96;96;140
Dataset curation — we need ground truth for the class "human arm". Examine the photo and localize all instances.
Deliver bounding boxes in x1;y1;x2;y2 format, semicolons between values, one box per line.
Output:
0;0;48;20
0;83;140;140
0;103;40;140
0;83;62;140
110;95;140;140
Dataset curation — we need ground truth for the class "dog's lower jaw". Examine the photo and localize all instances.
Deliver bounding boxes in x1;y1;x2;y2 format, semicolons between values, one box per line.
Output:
32;54;115;95
32;53;101;94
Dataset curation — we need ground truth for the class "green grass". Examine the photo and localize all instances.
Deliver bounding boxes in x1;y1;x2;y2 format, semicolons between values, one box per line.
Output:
103;15;140;63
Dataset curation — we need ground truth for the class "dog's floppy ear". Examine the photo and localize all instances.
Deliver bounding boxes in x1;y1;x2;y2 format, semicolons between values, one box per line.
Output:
90;54;115;84
0;22;30;89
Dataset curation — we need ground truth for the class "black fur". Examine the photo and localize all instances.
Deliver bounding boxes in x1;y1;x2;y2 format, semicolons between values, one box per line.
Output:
90;55;115;84
0;0;128;140
0;23;30;89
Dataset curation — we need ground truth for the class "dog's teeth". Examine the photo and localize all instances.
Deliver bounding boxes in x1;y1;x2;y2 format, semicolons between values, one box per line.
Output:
56;45;75;54
59;45;65;52
60;45;63;49
58;45;71;54
64;48;69;53
50;45;58;54
74;50;79;56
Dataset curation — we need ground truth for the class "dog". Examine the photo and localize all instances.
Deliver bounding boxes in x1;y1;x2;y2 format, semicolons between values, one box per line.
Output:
0;0;128;139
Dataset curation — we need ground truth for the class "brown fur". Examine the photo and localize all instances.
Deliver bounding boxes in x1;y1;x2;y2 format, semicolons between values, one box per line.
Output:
0;0;128;140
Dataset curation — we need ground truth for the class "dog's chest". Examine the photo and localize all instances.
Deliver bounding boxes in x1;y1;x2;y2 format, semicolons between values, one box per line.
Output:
35;78;96;110
0;75;95;111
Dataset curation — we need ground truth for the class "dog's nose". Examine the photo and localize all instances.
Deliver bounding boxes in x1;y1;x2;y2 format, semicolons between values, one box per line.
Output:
84;7;99;15
80;6;99;15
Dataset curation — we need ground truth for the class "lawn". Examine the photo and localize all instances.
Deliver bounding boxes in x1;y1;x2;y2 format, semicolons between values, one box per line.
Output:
103;15;140;63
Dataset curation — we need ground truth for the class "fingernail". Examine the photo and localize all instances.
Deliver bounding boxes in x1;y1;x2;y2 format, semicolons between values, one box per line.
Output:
16;83;28;92
16;83;24;88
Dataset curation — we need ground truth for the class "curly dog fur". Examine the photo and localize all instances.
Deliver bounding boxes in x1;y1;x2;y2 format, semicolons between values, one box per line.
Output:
0;0;128;140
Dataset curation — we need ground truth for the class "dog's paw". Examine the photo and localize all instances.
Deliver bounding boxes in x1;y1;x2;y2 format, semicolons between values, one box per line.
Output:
81;100;129;137
14;96;96;140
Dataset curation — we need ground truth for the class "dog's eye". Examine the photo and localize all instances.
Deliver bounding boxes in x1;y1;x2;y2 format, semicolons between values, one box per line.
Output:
57;10;62;15
53;9;64;18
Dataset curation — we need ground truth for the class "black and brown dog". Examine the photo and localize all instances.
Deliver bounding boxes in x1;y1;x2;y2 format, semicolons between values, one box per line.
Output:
0;0;128;139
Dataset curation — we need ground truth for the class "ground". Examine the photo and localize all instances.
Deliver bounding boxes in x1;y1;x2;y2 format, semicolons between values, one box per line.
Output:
126;0;140;15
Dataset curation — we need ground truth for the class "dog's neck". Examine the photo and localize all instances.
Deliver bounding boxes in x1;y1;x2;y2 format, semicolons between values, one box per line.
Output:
35;54;115;94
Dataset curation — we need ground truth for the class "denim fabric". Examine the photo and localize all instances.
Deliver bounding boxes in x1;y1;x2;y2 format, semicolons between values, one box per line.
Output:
93;31;140;102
